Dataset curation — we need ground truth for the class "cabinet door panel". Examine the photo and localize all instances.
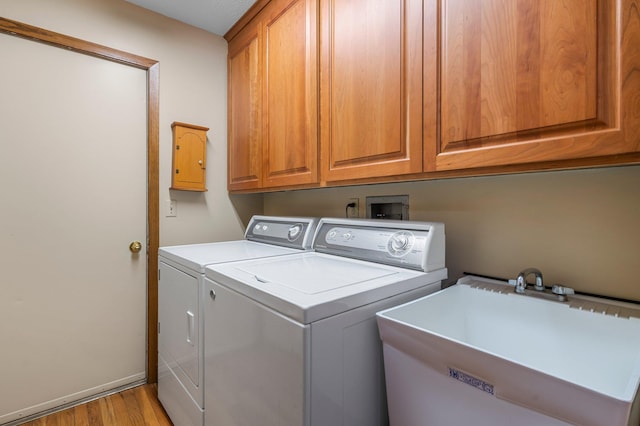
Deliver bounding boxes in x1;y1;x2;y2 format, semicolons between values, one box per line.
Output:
330;1;401;162
441;0;596;147
428;0;640;171
171;123;208;191
263;0;318;187
321;0;423;182
228;29;262;191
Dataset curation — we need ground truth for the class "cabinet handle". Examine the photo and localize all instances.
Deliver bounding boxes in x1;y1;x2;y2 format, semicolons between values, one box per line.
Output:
209;289;216;300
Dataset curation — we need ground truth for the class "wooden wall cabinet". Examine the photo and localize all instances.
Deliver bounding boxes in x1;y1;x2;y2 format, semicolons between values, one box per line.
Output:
171;122;208;191
319;0;423;182
226;0;640;192
227;0;319;191
426;0;640;172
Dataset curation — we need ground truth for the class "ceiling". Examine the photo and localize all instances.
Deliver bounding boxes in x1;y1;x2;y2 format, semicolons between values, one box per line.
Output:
125;0;256;36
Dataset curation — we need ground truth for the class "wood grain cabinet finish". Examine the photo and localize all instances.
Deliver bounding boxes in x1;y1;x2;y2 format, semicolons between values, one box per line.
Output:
227;0;319;191
228;24;262;191
227;0;640;192
426;0;640;172
320;0;423;182
171;122;209;191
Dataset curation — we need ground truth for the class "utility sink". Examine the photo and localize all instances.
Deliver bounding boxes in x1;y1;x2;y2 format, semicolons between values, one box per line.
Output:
376;275;640;426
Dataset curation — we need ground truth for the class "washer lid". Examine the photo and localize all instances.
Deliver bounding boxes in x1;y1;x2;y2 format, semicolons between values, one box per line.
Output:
237;254;398;295
206;252;448;323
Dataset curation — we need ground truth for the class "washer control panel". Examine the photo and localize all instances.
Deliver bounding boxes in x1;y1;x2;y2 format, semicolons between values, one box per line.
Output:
314;218;445;272
245;216;318;250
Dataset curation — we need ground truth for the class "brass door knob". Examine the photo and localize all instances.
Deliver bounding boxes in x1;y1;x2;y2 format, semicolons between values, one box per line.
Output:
129;241;143;253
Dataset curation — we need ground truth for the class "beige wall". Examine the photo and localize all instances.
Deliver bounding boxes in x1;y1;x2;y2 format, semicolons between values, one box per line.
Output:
3;1;638;301
0;0;262;246
265;165;640;301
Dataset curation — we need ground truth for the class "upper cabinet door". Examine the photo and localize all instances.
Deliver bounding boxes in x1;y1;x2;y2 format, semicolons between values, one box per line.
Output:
320;0;423;182
228;25;263;191
262;0;319;188
227;0;319;191
427;0;640;171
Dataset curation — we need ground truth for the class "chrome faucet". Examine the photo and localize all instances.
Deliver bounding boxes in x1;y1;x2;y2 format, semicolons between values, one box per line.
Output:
511;268;575;302
514;267;545;293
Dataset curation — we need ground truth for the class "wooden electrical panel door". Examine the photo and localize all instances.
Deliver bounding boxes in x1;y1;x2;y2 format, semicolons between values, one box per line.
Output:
171;122;208;191
427;0;639;172
261;0;319;188
320;0;423;182
227;25;263;191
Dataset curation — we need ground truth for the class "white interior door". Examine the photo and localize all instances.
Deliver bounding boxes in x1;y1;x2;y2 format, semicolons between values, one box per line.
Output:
0;34;148;423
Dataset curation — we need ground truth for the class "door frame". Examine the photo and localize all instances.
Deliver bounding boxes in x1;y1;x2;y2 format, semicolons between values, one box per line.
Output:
0;17;160;383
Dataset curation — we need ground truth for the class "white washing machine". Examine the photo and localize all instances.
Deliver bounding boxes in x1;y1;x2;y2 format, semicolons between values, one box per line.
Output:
203;218;447;426
157;216;318;426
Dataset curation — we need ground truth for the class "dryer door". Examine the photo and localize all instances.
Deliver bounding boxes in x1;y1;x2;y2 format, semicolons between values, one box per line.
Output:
159;262;200;391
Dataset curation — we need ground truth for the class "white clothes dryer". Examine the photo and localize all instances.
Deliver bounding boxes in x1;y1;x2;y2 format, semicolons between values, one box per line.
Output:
157;216;318;426
203;218;447;426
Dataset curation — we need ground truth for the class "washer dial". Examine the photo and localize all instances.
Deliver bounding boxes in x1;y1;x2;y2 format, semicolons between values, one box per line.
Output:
288;224;303;241
387;231;415;257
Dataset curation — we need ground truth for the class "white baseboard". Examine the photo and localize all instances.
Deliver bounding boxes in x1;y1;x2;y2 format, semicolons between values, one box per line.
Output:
0;373;146;425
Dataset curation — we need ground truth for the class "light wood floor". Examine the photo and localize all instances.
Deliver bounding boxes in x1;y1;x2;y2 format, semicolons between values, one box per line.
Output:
19;384;172;426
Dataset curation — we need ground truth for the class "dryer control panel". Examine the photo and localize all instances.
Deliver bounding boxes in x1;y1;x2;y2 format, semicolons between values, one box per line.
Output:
313;218;445;272
245;216;318;250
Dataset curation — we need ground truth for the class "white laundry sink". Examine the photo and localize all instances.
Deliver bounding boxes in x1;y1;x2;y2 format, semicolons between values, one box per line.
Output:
376;276;640;426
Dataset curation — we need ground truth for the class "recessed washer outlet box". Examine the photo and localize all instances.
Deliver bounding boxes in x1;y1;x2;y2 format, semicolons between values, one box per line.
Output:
366;195;409;220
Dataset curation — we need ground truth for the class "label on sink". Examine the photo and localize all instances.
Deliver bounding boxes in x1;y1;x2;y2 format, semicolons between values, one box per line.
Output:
448;367;495;396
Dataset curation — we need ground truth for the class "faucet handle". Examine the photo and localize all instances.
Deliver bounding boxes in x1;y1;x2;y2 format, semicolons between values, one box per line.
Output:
551;285;575;295
551;285;575;301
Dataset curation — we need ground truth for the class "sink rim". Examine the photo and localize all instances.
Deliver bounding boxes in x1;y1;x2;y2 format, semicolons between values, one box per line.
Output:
376;276;640;402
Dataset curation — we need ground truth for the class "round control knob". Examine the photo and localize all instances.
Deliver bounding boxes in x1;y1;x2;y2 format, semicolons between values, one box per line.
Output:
288;224;302;241
387;231;414;257
391;235;409;251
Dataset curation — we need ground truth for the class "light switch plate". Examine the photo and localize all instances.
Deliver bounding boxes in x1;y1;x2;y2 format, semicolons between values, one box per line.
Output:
166;199;177;217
